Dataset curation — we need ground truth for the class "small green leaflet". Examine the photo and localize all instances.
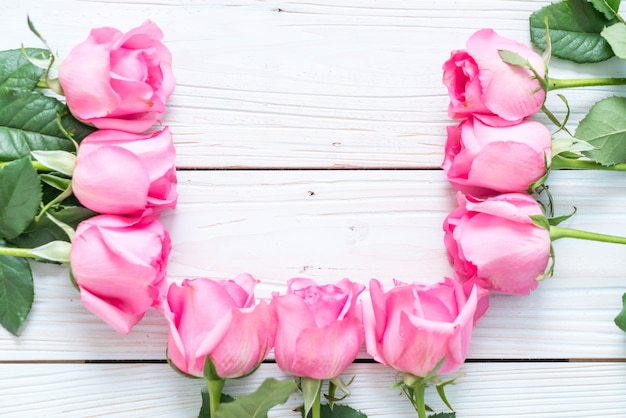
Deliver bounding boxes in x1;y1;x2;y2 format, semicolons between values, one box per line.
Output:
0;48;46;90
303;404;367;418
198;393;235;418
0;157;41;240
614;293;626;332
530;214;551;231
428;413;456;418
213;378;297;418
498;49;530;67
577;96;626;165
0;49;95;162
8;206;95;249
0;255;34;335
601;23;626;60
530;0;616;63
0;90;94;160
589;0;622;19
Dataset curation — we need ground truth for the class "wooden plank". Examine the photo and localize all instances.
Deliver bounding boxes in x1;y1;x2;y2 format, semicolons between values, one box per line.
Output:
2;362;625;417
5;0;625;168
1;170;625;360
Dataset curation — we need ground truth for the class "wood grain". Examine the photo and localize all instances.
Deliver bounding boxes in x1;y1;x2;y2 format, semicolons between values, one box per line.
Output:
4;0;625;168
3;0;626;416
2;362;625;417
1;170;625;361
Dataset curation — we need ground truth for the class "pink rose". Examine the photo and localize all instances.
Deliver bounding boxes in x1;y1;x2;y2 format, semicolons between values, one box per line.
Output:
443;192;551;295
443;28;546;125
73;127;177;216
164;274;276;379
272;278;365;380
442;117;552;196
59;20;175;133
363;278;479;377
70;213;171;334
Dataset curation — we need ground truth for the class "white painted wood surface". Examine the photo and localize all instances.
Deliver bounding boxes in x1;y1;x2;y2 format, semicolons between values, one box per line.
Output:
2;0;626;416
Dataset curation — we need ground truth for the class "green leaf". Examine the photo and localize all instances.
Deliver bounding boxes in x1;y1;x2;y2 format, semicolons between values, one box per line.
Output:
316;404;367;418
0;49;95;162
0;90;94;161
198;392;235;418
576;96;626;165
8;206;94;248
589;0;621;19
0;255;34;335
0;157;41;239
213;378;297;418
601;23;626;60
0;48;46;91
614;293;626;332
428;413;456;418
530;0;616;63
9;206;96;248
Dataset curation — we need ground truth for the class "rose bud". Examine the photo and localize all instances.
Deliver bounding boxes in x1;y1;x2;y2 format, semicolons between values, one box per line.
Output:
443;28;546;125
59;20;175;133
70;213;171;334
442;116;552;196
363;277;479;378
443;192;551;296
163;274;276;379
272;278;365;380
72;127;177;216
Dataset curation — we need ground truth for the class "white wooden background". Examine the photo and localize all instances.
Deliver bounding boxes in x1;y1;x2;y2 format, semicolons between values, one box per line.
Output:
2;0;626;417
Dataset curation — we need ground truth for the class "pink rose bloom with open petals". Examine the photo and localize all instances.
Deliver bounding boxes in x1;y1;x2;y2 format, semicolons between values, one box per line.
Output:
73;127;177;216
164;274;276;379
443;28;546;125
363;278;479;377
443;192;551;295
59;20;175;133
442;116;552;196
70;213;171;334
272;278;365;380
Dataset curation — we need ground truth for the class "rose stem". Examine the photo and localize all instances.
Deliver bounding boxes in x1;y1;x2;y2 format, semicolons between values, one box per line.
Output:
547;77;626;91
551;155;626;171
550;226;626;245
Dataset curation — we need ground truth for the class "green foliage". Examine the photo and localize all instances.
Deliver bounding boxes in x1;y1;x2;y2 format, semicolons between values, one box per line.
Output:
198;392;235;418
498;49;531;67
428;413;456;418
304;404;367;418
0;255;33;335
601;23;626;60
0;49;95;163
8;206;95;249
614;292;626;332
530;214;551;231
530;0;616;63
0;45;96;334
0;157;41;240
0;48;46;90
301;377;322;418
577;96;626;165
589;0;621;19
0;90;91;159
213;378;297;418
